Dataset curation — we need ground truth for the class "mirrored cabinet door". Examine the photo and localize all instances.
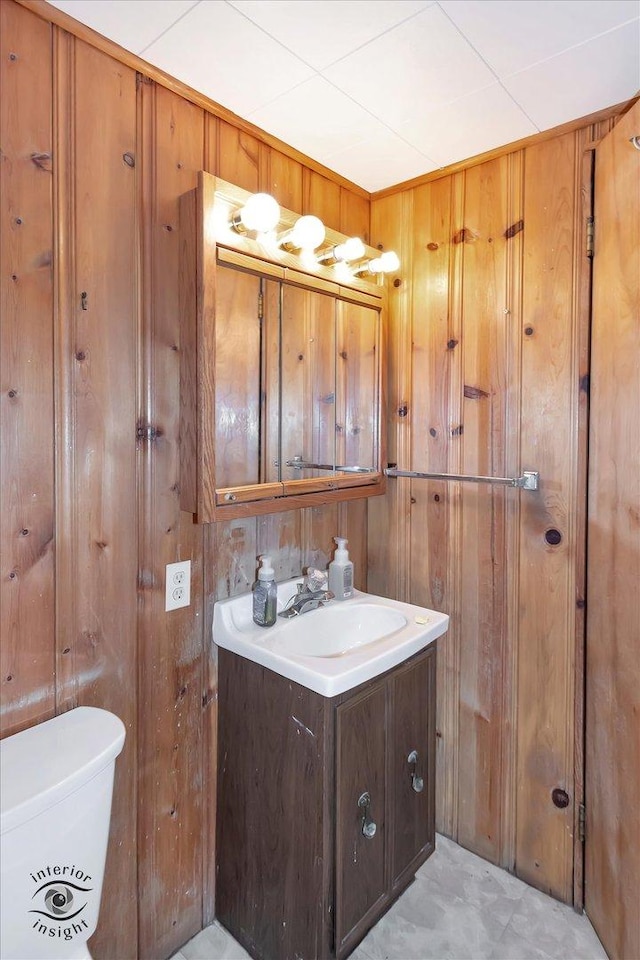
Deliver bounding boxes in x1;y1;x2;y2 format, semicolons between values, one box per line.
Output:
215;265;264;489
213;264;281;489
179;171;388;522
336;300;380;476
281;284;336;484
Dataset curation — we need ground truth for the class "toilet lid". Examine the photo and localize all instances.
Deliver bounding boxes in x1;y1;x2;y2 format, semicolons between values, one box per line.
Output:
0;707;125;835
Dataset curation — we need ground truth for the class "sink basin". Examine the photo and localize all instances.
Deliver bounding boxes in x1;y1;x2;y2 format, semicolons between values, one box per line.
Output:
213;578;449;696
276;603;407;658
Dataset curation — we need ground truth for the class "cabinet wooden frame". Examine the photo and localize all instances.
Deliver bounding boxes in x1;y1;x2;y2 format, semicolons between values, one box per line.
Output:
179;171;387;522
216;643;437;960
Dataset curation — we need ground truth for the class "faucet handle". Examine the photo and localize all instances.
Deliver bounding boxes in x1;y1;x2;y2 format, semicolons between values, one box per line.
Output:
305;567;328;591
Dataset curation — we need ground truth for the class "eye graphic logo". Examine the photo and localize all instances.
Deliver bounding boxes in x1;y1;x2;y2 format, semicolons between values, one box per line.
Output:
30;879;92;922
27;865;94;942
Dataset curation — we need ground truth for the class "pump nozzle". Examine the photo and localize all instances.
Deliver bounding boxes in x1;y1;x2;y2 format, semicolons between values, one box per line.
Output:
257;555;275;580
333;537;349;561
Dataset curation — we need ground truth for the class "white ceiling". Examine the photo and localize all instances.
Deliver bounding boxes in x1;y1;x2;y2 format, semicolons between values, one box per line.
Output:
48;0;640;192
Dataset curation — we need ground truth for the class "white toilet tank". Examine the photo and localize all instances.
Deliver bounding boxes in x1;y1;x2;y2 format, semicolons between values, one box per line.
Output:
0;707;125;960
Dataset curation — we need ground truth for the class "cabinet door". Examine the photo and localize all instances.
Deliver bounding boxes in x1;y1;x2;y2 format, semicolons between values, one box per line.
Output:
215;264;278;488
335;681;387;955
390;647;436;889
281;283;336;483
335;299;380;473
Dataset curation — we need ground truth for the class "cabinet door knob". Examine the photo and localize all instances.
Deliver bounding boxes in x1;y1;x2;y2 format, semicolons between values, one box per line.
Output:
407;749;424;793
357;791;377;839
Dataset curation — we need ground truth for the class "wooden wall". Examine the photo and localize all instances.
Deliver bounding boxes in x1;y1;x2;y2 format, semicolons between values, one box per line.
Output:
585;100;639;960
369;117;617;905
2;2;633;958
0;3;369;958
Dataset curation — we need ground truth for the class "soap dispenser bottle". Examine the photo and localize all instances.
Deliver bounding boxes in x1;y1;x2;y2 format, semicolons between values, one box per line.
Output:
328;537;354;601
253;555;277;627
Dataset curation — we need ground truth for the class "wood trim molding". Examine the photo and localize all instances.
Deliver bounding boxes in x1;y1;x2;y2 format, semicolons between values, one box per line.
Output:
16;2;638;206
52;24;77;713
15;0;370;199
372;97;639;200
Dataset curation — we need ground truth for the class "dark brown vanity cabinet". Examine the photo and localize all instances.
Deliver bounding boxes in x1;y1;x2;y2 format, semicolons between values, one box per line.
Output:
216;643;436;960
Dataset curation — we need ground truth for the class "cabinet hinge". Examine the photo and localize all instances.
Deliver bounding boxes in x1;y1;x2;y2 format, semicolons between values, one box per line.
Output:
578;803;586;843
257;291;264;321
586;217;594;259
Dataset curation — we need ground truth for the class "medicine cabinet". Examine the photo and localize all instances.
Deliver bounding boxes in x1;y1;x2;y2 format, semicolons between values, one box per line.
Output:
179;172;389;521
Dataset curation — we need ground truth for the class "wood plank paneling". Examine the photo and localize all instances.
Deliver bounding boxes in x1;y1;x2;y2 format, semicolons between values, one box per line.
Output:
368;193;412;602
138;79;205;959
339;182;372;589
457;157;510;863
1;5;370;957
499;150;525;872
264;148;303;212
340;189;370;245
371;127;589;901
217;118;260;193
53;35;139;959
299;172;343;561
516;133;580;902
2;1;634;946
0;2;55;737
570;121;600;910
408;176;461;840
303;168;341;231
586;101;640;960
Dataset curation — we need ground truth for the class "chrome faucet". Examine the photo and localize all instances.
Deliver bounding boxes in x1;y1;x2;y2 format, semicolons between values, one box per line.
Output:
279;579;334;618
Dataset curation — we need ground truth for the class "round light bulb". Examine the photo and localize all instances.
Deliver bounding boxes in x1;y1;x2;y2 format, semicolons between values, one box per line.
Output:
239;193;280;233
333;261;352;282
289;215;326;251
369;250;400;274
334;237;365;262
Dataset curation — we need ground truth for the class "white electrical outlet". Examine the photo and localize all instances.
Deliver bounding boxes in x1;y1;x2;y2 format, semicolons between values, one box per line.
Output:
165;560;191;611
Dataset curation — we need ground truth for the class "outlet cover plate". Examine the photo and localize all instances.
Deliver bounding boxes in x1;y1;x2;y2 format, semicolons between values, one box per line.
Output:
165;560;191;611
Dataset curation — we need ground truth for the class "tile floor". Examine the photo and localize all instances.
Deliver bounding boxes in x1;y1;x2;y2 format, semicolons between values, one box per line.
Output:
170;835;607;960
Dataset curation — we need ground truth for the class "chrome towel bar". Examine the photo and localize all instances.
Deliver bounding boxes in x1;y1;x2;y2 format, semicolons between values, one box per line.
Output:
384;467;539;491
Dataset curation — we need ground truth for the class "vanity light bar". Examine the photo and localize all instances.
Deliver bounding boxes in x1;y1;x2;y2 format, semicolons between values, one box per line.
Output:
230;192;281;235
223;179;400;279
317;237;366;266
355;250;400;277
278;215;326;252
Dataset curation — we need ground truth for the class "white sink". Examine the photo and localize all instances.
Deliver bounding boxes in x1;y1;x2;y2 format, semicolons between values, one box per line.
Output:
213;578;449;696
